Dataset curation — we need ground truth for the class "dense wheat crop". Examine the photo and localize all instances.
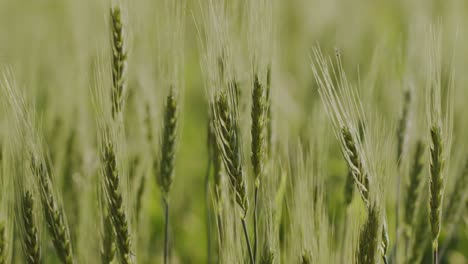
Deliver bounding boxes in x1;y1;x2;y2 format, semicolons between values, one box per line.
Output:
0;0;467;263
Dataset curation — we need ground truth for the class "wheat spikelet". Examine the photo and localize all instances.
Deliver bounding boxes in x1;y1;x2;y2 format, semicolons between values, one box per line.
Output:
101;139;132;264
341;127;369;204
213;87;249;215
30;157;73;264
251;73;266;181
356;204;380;264
21;191;41;264
429;126;444;251
110;6;127;119
100;214;116;264
404;141;425;230
157;87;178;197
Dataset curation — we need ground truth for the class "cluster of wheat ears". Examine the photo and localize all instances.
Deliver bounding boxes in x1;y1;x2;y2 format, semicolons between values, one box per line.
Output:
0;0;467;264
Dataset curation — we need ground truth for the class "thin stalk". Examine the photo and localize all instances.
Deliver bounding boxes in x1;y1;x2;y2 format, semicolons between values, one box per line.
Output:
432;244;438;264
253;184;259;262
241;217;255;264
163;198;170;264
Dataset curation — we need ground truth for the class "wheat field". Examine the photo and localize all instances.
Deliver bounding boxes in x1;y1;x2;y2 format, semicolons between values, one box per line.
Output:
0;0;467;263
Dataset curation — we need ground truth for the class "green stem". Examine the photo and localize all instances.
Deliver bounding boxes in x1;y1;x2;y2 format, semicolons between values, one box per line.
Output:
241;217;255;264
253;185;259;262
433;242;438;264
163;198;170;264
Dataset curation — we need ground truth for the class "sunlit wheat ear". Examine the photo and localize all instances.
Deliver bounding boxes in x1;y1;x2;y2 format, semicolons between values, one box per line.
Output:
21;191;41;264
311;48;369;205
356;204;380;264
30;157;73;264
425;27;453;263
213;87;248;215
344;121;365;206
101;139;132;264
341;127;369;204
404;141;425;231
212;82;254;263
110;6;128;119
100;214;116;264
157;87;178;197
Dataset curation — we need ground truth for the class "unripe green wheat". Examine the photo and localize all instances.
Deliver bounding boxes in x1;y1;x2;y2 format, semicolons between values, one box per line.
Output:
21;191;41;264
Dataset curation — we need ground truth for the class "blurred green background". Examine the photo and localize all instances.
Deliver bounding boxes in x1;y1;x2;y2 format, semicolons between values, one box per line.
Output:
0;0;467;263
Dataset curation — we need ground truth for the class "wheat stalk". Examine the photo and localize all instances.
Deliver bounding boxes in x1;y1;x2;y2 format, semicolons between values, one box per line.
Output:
251;72;266;262
213;84;254;263
157;87;179;264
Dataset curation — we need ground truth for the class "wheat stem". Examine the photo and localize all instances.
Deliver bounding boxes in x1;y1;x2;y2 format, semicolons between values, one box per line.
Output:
163;198;170;264
241;217;255;264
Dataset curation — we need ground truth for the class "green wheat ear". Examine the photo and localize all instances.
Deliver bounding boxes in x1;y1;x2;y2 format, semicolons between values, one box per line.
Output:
356;205;380;264
341;126;369;204
110;6;127;119
214;89;248;214
21;191;41;264
404;141;425;231
30;157;73;264
100;214;115;264
158;87;178;197
429;126;444;249
251;73;266;181
101;141;132;264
